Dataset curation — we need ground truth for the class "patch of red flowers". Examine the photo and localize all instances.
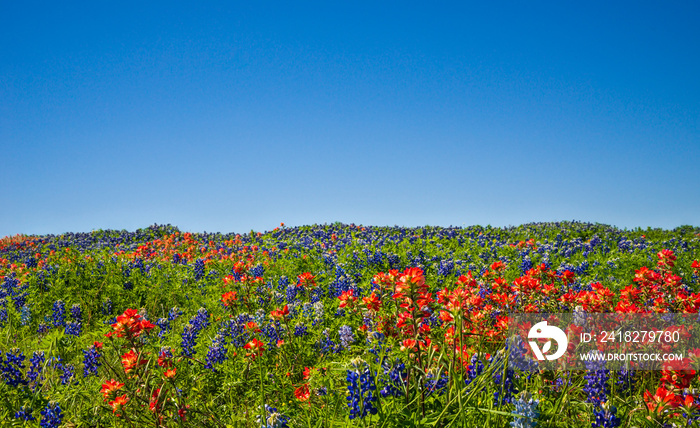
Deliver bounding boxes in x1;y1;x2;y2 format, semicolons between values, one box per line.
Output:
106;308;156;339
244;338;265;360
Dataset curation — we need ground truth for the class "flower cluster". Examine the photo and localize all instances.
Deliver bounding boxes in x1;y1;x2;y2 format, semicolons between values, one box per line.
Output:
106;308;156;340
346;360;378;419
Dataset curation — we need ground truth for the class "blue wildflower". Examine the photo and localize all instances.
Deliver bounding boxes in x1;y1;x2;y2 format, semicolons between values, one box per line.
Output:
616;369;635;398
20;305;31;326
194;258;205;281
102;298;113;315
346;360;378;419
64;321;82;336
40;402;62;428
0;349;27;387
14;405;35;421
205;334;228;370
339;325;355;349
181;308;209;357
380;360;407;397
511;391;539;428
583;352;609;405
294;323;308;337
52;300;65;328
257;404;290;428
27;351;45;386
82;344;101;377
592;403;621;428
70;303;82;321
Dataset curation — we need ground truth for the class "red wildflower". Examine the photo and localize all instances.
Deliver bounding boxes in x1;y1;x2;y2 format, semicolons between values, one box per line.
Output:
149;388;162;412
157;350;172;368
221;291;238;306
106;309;155;339
644;387;680;414
362;292;381;312
657;249;677;269
244;338;265;360
295;384;310;401
121;349;147;374
101;379;125;400
297;272;316;288
490;261;506;272
108;395;129;416
338;290;358;310
245;321;260;332
163;368;176;378
270;305;290;320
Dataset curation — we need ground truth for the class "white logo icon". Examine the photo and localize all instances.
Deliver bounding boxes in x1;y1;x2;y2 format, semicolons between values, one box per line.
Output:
528;321;568;361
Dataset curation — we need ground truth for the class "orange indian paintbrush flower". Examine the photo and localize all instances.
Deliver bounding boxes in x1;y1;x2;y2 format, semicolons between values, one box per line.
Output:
100;379;124;400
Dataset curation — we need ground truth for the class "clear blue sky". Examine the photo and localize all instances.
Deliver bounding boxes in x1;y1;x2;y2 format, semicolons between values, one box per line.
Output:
2;1;699;236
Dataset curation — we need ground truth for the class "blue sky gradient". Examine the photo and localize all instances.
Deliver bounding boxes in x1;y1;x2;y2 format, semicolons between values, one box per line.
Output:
2;1;699;236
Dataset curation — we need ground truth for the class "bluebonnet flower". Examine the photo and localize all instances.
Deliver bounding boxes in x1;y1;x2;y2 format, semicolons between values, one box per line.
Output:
52;300;65;328
205;334;228;370
616;369;635;398
380;360;407;397
65;321;82;336
14;405;35;421
466;353;485;387
0;349;27;387
507;336;538;372
294;323;308;337
592;403;621;428
59;364;75;385
310;288;323;304
250;264;264;278
181;324;198;357
37;323;50;335
70;303;82;321
257;405;290;428
194;258;205;281
511;391;539;428
317;329;338;355
261;322;282;348
156;317;170;339
339;325;355;349
492;358;516;406
346;360;378;419
285;285;298;303
437;259;454;276
520;254;533;275
27;351;45;386
102;298;113;315
181;308;210;357
387;253;400;268
229;314;251;347
313;302;324;319
20;304;31;326
82;344;101;377
583;352;609;405
40;402;62;428
0;301;7;327
168;306;183;321
425;371;449;397
573;305;587;326
52;357;75;385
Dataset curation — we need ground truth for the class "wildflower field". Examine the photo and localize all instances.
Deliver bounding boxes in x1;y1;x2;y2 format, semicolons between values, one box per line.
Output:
1;222;700;427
